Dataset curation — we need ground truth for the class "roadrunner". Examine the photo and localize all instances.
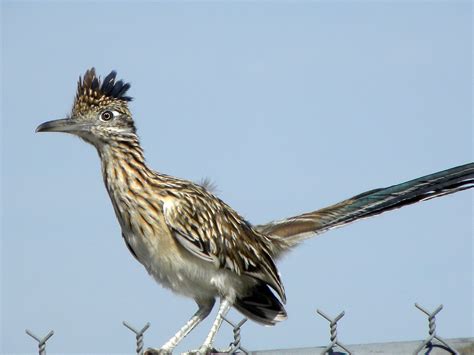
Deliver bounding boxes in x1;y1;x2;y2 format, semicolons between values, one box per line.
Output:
36;68;474;354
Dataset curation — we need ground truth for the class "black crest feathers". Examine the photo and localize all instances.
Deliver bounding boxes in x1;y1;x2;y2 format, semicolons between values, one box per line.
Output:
77;68;133;103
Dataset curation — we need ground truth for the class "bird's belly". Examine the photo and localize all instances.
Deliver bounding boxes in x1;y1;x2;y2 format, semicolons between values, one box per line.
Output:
122;227;243;301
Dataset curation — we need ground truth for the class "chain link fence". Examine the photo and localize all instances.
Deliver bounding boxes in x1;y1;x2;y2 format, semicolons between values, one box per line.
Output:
25;303;473;355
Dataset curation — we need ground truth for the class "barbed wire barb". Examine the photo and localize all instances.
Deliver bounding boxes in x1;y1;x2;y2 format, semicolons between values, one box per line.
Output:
25;329;54;355
123;321;151;355
413;303;459;355
316;309;352;355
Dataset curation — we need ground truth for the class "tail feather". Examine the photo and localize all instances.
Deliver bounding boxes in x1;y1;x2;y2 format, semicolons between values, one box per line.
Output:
234;283;287;326
257;162;474;252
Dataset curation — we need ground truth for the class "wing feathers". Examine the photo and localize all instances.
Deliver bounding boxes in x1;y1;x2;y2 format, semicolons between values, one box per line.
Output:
162;192;286;303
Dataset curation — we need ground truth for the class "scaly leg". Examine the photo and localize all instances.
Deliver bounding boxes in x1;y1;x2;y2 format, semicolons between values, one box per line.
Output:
190;298;232;354
145;299;215;354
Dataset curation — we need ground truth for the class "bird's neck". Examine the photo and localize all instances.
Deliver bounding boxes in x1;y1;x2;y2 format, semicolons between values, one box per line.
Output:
98;137;152;194
97;136;187;196
96;137;173;244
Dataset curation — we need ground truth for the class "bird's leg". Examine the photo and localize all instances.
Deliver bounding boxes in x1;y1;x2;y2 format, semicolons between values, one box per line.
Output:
145;299;215;355
194;298;232;354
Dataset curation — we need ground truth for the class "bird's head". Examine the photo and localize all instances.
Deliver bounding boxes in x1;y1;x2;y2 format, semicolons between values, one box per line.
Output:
36;68;136;148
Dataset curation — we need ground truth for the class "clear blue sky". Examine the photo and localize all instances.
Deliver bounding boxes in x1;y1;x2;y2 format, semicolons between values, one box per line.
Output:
1;1;472;354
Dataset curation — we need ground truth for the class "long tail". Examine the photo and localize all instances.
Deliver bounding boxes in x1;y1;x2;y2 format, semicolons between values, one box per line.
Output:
257;162;474;254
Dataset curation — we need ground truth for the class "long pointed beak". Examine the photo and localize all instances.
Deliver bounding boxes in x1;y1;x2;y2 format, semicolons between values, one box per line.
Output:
36;118;89;134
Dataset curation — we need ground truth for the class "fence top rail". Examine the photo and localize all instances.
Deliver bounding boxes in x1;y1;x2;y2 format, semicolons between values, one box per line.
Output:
251;337;474;355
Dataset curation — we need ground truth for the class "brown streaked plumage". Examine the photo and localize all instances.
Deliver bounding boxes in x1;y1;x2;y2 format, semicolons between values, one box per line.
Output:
36;68;474;354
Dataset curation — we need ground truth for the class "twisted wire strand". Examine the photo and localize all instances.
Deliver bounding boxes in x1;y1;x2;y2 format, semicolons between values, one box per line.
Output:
123;321;151;355
413;304;458;355
316;310;352;355
25;329;54;355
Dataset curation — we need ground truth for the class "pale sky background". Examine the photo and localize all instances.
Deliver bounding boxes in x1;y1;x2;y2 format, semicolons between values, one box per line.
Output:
1;1;472;354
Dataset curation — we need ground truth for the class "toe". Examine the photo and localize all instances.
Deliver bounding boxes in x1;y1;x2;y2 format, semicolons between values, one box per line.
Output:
144;348;172;355
199;346;220;354
183;347;215;355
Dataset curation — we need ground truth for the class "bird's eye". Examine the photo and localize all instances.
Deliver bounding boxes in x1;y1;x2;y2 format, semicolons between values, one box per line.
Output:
100;110;114;121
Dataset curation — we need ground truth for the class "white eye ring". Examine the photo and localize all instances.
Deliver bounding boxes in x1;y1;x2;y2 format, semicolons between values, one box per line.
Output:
100;110;118;121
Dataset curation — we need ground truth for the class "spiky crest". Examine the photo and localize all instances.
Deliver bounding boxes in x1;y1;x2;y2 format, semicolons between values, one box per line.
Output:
73;68;132;116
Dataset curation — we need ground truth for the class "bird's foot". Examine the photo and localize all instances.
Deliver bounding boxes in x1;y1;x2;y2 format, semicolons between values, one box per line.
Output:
183;345;221;355
144;348;172;355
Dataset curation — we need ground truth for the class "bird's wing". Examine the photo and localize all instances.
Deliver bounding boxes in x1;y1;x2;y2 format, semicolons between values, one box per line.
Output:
162;192;286;302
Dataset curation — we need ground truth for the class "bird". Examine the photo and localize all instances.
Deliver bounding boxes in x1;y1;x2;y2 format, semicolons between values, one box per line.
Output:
36;68;474;354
